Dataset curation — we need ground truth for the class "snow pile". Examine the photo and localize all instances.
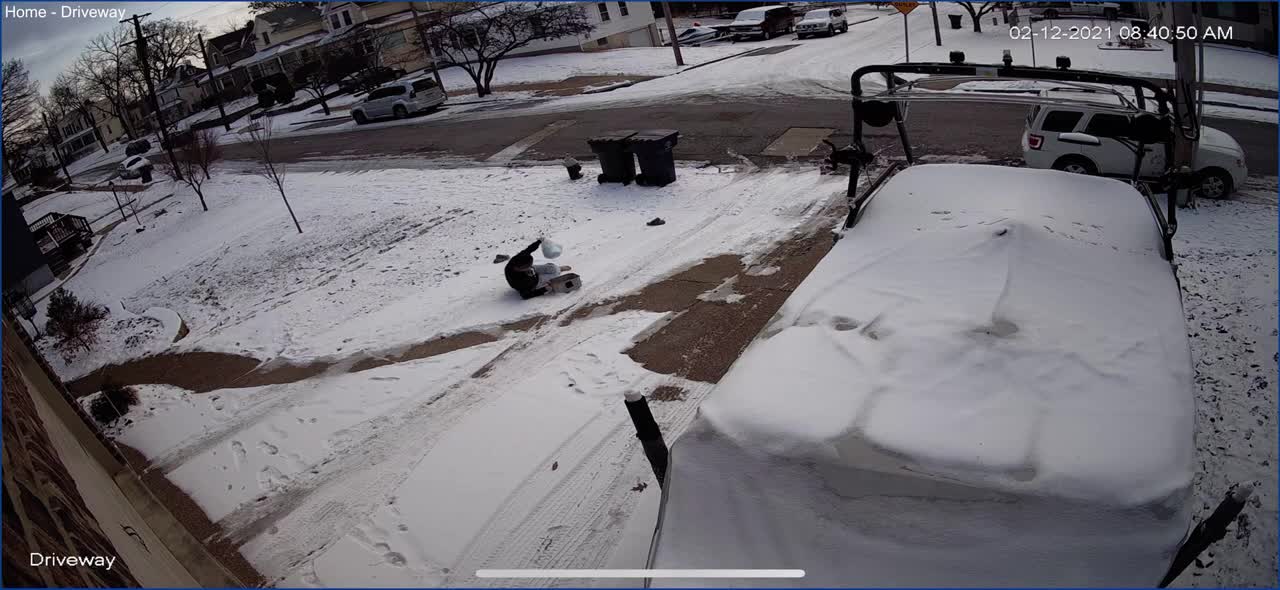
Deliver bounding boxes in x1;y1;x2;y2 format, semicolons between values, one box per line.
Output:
652;165;1195;586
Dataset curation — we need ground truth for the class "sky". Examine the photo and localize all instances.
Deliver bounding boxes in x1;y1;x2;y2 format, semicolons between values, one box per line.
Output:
1;2;256;93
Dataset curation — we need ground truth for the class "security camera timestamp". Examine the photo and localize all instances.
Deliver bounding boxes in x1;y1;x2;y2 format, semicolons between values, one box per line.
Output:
1010;24;1234;41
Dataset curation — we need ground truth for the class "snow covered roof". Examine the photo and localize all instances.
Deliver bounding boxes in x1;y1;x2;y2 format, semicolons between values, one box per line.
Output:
240;31;326;66
651;164;1194;586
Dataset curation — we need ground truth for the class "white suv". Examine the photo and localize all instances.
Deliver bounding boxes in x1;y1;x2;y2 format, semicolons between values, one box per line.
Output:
1021;90;1247;199
351;77;446;124
796;8;848;38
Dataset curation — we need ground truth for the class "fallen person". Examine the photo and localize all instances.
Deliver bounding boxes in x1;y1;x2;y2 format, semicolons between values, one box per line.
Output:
505;239;573;300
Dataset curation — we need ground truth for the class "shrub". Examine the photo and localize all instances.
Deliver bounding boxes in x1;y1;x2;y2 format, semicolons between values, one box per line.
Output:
45;288;109;360
89;380;138;424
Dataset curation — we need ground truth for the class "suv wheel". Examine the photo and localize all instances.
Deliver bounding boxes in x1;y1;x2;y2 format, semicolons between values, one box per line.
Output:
827;25;834;36
393;105;409;119
1052;155;1097;175
353;111;368;125
1195;169;1232;200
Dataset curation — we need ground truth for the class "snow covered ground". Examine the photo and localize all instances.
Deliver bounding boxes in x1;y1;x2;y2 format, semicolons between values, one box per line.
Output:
58;157;1276;586
1173;177;1279;587
57;161;845;585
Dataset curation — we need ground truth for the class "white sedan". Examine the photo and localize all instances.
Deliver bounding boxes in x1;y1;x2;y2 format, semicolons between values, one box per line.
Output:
666;26;723;47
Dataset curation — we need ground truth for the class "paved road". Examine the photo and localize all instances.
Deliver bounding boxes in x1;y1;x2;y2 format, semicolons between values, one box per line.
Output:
222;96;1278;175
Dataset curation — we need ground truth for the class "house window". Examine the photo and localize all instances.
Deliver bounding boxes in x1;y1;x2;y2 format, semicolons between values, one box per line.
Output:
597;2;610;21
261;31;271;45
331;13;341;28
617;2;628;16
342;10;352;26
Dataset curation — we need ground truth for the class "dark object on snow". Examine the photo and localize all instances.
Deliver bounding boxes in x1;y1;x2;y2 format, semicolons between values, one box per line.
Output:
125;139;151;156
647;217;666;226
139;166;153;184
1159;483;1254;587
628;130;679;187
505;239;547;299
587;130;637;184
564;156;583;180
949;14;962;29
89;380;139;425
624;394;669;488
493;254;510;264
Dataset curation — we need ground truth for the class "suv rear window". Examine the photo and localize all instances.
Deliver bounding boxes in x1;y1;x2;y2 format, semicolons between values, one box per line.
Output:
412;79;438;92
368;86;405;100
1041;110;1083;133
1084;113;1131;138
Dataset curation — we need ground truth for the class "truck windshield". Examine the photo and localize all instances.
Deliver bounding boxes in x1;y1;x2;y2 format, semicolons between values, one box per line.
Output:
736;10;766;21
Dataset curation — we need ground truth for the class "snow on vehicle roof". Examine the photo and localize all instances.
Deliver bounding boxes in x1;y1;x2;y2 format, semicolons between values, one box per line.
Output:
651;164;1194;586
803;8;834;17
736;5;784;17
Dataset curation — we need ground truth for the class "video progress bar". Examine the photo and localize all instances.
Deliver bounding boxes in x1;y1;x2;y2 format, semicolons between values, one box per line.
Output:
476;569;805;579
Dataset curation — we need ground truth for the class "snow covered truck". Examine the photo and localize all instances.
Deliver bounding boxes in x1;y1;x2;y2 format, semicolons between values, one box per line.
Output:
642;61;1250;587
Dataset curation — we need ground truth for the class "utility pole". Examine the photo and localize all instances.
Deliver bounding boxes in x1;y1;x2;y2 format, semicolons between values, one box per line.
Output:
198;34;231;132
121;12;182;181
410;2;445;90
661;1;684;66
40;112;73;185
1170;1;1198;206
930;1;942;46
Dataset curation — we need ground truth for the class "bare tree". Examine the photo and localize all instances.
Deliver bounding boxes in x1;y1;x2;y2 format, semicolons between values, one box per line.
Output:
48;73;109;153
292;59;334;115
71;26;141;140
248;1;320;13
158;128;218;211
141;19;207;81
246;119;302;234
425;3;594;97
2;59;41;172
956;1;999;32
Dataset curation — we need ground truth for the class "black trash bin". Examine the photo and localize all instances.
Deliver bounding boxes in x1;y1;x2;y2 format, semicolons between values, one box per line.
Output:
139;167;153;184
627;130;679;187
587;130;638;184
948;14;962;29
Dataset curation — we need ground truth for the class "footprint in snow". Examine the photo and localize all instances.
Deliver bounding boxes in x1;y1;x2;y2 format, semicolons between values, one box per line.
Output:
259;441;279;456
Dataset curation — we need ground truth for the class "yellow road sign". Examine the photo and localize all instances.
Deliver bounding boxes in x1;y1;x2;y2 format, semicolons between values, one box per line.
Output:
892;1;920;15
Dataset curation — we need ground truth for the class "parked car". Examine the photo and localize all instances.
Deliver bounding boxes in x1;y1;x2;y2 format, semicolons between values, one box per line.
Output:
666;26;723;47
351;77;446;124
1021;89;1247;199
729;5;794;40
125;139;151;157
117;156;153;180
1022;1;1122;19
796;7;848;38
339;66;408;95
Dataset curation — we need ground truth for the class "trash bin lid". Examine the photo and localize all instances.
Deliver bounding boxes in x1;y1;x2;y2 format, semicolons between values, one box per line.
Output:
588;130;638;144
627;129;680;143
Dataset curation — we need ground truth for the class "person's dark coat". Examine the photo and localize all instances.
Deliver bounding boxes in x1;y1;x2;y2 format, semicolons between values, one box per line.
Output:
505;240;547;300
